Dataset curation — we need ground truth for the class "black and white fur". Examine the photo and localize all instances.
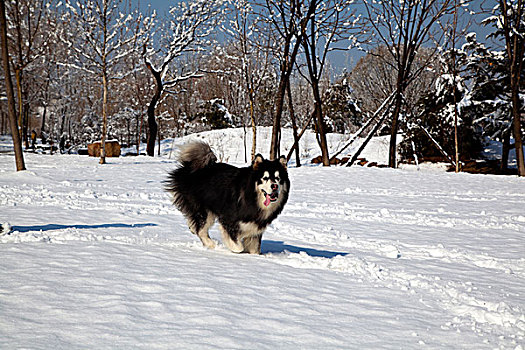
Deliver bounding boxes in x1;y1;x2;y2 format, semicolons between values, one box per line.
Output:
166;141;290;254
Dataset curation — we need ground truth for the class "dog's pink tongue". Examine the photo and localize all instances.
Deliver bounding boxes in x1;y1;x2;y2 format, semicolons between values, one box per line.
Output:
264;194;271;207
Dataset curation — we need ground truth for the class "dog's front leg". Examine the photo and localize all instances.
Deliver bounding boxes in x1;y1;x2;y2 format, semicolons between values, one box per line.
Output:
219;223;244;253
243;234;262;254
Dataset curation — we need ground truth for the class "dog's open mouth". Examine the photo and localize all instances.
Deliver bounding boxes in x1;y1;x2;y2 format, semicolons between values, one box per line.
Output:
262;190;279;207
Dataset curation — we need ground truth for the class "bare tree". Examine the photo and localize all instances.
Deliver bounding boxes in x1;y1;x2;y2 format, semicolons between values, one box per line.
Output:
297;0;356;166
224;0;273;161
361;0;460;168
6;0;49;148
142;0;225;157
348;46;441;125
63;0;144;164
347;46;396;116
286;78;301;166
0;0;25;170
258;0;316;160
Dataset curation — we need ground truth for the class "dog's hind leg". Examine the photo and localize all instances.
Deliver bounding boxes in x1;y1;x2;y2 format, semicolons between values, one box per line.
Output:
189;211;216;249
218;223;244;253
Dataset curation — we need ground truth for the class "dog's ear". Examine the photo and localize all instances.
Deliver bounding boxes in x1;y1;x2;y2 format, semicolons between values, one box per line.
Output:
252;154;264;170
278;155;287;169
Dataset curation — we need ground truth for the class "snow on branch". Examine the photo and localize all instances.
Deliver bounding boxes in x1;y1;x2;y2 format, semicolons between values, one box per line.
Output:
59;0;148;80
142;0;226;85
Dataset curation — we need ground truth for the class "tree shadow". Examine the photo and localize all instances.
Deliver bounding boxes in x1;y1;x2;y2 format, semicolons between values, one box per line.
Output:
261;240;348;259
12;223;157;233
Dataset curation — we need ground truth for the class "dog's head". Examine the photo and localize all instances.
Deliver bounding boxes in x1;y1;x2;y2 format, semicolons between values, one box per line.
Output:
252;154;290;211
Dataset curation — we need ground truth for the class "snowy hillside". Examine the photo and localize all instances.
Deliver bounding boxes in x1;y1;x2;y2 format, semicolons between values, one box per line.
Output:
124;126;396;166
1;129;524;349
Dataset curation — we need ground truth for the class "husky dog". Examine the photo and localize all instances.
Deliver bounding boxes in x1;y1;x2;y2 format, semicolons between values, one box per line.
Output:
166;141;290;254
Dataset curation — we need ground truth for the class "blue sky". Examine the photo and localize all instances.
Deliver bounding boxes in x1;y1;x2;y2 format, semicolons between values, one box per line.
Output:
138;0;499;72
138;0;169;15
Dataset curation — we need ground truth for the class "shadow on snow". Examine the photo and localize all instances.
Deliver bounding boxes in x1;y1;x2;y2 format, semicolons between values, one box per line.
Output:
261;240;348;259
12;223;157;233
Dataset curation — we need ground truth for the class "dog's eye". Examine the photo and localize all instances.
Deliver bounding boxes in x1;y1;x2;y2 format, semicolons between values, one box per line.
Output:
275;177;280;182
263;177;269;181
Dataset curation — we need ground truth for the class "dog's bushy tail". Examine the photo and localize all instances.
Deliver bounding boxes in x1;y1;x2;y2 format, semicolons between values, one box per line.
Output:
165;141;216;204
178;141;217;171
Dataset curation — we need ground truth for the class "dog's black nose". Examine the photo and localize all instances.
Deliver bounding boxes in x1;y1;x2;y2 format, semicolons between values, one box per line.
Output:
271;183;278;191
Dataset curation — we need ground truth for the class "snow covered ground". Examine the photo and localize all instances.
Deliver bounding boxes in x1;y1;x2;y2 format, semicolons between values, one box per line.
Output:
1;129;524;349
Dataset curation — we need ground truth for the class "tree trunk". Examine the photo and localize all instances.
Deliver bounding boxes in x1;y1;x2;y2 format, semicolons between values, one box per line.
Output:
157;119;161;156
41;104;47;140
100;0;108;164
136;113;142;155
146;81;160;157
452;0;460;173
0;111;5;134
15;69;23;139
286;81;300;167
100;70;108;164
286;109;316;163
500;0;525;177
23;104;29;148
268;0;317;160
500;130;510;172
511;86;525;176
0;0;25;170
508;10;524;176
299;4;330;166
270;77;287;160
146;102;158;157
127;118;130;147
312;84;330;166
144;60;162;157
388;90;403;168
249;94;257;161
243;124;247;163
68;118;72;146
60;109;67;139
269;0;313;160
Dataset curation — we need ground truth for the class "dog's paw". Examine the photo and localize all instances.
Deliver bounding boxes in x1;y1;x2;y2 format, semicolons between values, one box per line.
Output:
200;237;216;250
227;241;244;254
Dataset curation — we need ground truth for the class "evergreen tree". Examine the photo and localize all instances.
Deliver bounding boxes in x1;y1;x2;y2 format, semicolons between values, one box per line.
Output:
399;46;483;163
322;75;363;134
461;30;524;171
